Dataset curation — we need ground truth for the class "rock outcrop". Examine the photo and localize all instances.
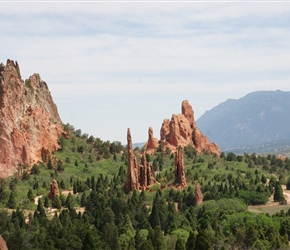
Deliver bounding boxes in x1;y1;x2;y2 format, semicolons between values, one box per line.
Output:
0;235;8;250
140;152;159;188
125;128;158;192
144;127;159;154
48;179;60;199
160;100;220;156
195;183;203;205
174;148;187;188
0;59;63;177
125;128;140;192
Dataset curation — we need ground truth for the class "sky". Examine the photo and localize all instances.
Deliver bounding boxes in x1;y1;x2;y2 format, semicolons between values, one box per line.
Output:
1;1;290;144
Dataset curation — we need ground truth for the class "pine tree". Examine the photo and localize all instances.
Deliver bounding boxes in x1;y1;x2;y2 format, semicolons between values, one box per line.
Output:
7;191;16;209
274;181;285;202
52;195;62;209
186;231;196;250
286;178;290;190
81;192;87;207
44;196;50;208
27;189;34;202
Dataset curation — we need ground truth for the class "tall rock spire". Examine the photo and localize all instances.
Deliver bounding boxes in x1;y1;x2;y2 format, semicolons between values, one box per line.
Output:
174;148;187;188
124;128;140;192
125;128;159;192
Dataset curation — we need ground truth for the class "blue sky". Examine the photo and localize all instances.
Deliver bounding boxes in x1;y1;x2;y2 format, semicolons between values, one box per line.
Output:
1;2;290;144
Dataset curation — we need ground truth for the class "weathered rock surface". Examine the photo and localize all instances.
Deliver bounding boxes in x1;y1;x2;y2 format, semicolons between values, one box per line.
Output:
48;179;60;199
125;128;140;192
174;148;187;188
140;152;159;188
145;127;159;149
160;100;220;156
0;59;63;177
144;127;159;154
0;235;8;250
125;128;158;192
195;183;203;205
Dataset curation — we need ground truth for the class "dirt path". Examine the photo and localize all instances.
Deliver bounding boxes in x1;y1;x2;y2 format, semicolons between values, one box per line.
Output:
34;195;43;205
34;190;73;205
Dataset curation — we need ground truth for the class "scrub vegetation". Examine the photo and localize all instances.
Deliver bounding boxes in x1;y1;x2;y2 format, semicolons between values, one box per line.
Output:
1;124;290;249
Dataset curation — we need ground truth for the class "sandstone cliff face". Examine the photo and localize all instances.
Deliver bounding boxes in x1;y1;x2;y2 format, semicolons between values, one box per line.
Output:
125;128;158;192
160;100;220;156
0;59;63;177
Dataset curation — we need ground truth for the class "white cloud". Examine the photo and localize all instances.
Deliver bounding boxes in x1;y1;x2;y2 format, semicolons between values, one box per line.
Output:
1;2;290;143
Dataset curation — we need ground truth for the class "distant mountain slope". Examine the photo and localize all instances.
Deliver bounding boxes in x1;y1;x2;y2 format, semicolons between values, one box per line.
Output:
196;90;290;151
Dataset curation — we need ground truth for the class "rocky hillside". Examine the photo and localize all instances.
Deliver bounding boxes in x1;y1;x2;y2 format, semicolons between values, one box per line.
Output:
0;60;63;177
197;90;290;151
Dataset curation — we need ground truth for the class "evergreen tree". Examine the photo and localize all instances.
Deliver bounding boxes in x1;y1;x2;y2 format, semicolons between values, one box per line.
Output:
7;191;16;209
44;196;50;208
27;189;34;202
274;181;285;202
175;238;186;250
286;178;290;190
81;192;87;207
65;193;74;210
52;195;62;209
149;204;160;229
153;225;165;250
186;231;196;250
83;231;96;250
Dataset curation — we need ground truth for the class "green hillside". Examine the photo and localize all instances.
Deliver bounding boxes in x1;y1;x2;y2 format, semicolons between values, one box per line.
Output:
1;124;290;249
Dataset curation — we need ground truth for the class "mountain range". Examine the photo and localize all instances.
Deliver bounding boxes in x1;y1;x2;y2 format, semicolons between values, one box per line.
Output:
197;90;290;153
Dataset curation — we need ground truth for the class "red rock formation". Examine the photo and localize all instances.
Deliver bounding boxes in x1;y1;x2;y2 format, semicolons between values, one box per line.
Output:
159;100;220;156
182;100;195;128
174;148;187;188
0;60;63;177
48;179;60;199
144;127;159;151
278;154;285;161
124;128;140;192
125;129;159;192
195;183;203;205
140;152;159;188
0;235;8;250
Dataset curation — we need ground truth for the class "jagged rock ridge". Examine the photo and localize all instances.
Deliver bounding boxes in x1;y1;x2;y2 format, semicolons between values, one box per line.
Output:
157;100;220;155
0;59;63;177
125;128;159;192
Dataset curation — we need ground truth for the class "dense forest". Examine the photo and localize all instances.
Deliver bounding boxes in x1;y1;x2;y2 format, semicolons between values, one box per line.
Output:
1;124;290;249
